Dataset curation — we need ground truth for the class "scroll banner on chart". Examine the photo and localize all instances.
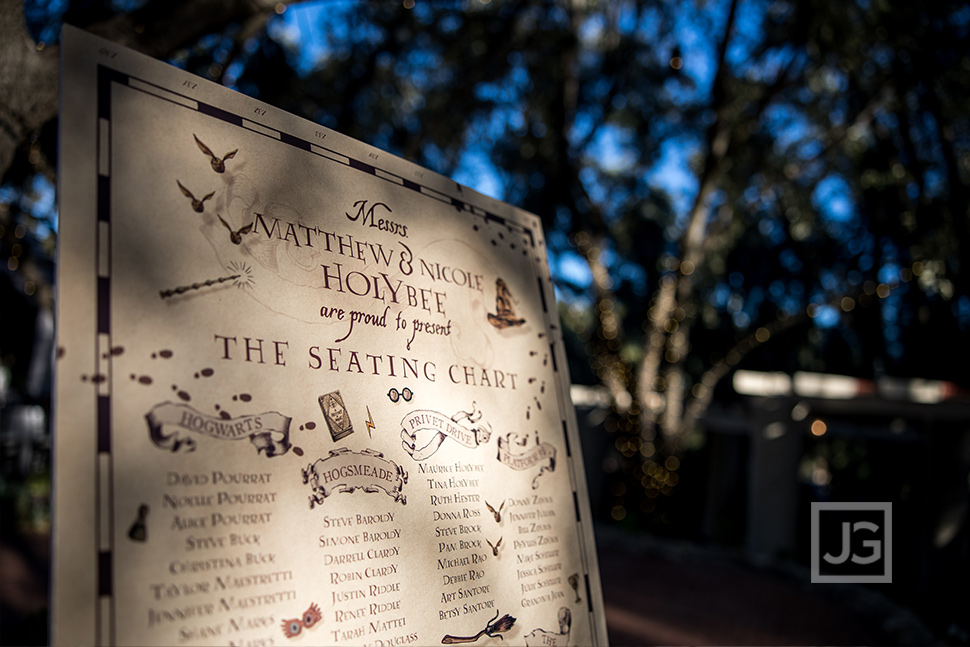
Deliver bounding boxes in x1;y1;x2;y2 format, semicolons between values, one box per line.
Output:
145;402;292;457
497;433;557;489
524;607;572;646
302;447;408;507
400;406;492;460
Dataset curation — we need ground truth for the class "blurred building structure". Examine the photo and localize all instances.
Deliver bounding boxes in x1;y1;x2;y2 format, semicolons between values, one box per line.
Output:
574;371;970;644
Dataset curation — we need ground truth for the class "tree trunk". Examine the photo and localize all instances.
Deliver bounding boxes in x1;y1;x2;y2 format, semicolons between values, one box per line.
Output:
0;0;302;182
0;0;58;181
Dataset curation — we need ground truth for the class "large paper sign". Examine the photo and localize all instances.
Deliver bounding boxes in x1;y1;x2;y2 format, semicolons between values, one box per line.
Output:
54;26;607;646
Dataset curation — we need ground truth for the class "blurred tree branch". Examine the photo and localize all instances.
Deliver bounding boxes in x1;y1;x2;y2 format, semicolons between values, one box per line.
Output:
3;0;969;522
637;0;740;444
0;0;306;182
0;0;58;182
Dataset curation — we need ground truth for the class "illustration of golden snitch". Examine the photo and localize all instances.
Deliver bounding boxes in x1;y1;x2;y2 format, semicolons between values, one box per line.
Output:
177;180;214;213
218;214;254;245
486;536;502;556
281;602;322;638
485;499;505;523
194;133;237;173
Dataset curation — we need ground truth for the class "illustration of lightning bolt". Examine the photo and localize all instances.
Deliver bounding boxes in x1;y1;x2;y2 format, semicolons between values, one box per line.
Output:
365;407;375;438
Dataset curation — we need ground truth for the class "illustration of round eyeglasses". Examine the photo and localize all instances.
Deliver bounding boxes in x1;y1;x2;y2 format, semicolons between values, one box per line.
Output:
387;387;413;403
281;603;322;638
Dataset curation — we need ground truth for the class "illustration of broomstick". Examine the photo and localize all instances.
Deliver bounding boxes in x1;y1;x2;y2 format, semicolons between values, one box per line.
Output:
441;611;516;644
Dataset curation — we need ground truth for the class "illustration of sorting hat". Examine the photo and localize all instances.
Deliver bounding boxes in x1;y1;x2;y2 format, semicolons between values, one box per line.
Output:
487;278;526;329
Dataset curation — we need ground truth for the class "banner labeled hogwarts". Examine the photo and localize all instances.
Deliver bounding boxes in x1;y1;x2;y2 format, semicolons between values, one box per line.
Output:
53;26;607;647
146;402;292;456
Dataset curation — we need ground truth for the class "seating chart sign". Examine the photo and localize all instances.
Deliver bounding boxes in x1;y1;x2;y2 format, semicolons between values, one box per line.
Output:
54;26;607;646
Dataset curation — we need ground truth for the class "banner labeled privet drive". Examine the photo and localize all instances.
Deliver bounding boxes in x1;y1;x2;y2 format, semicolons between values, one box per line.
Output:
54;25;607;647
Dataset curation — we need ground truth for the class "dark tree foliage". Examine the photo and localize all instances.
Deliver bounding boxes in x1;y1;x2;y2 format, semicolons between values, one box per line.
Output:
2;0;970;556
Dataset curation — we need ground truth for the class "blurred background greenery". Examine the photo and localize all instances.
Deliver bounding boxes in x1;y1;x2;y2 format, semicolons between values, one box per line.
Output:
2;0;969;644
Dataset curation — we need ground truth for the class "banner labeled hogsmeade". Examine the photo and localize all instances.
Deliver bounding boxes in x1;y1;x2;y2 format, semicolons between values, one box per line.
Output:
145;402;292;456
400;405;492;461
302;447;408;507
497;432;557;489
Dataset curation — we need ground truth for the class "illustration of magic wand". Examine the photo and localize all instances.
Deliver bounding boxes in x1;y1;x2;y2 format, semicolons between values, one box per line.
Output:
441;611;516;644
159;274;239;299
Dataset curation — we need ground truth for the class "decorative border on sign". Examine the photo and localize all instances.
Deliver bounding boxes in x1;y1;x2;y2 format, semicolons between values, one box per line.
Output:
86;52;597;644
